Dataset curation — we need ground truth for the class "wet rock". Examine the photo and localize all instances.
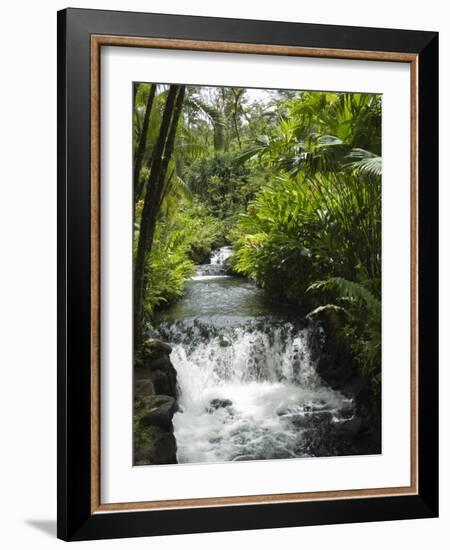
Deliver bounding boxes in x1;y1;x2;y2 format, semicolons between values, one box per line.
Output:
150;367;177;398
150;432;177;464
143;338;172;356
134;379;155;401
283;413;311;428
307;318;381;454
287;411;333;429
141;395;177;431
339;406;354;420
206;398;233;413
135;339;178;399
133;338;179;465
218;338;231;347
307;318;359;394
339;416;363;437
134;427;177;465
145;355;173;371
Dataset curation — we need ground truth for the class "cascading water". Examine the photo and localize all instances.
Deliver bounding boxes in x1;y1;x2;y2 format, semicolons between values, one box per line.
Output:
151;246;354;464
210;246;233;266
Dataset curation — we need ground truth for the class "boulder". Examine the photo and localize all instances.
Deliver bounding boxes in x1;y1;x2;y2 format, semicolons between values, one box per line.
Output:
147;430;177;464
150;367;177;398
133;338;179;465
136;353;176;380
206;398;233;413
141;395;177;431
134;426;177;465
218;338;232;348
339;416;363;437
134;379;154;401
143;338;172;356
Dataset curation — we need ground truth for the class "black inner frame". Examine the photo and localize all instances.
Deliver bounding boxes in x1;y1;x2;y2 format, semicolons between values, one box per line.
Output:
57;8;438;541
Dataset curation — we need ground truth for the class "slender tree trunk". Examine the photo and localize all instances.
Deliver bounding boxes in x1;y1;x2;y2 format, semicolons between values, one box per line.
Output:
133;82;138;108
233;114;242;149
133;85;186;350
232;89;243;149
133;84;157;202
155;86;186;205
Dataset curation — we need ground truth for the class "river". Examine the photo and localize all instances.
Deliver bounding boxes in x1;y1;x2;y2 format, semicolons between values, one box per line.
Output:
151;246;355;464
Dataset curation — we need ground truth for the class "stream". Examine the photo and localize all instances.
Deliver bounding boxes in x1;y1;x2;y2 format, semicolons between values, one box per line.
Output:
151;247;355;464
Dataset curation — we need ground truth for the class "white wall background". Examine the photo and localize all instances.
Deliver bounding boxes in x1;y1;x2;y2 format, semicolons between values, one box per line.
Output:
0;1;447;548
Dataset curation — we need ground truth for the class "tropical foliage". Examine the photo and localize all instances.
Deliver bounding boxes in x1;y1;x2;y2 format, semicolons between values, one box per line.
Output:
132;84;382;389
233;92;381;387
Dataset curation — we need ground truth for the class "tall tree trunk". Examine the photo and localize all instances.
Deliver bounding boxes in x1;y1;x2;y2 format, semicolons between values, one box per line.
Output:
154;86;186;207
133;84;157;202
133;83;138;114
232;88;243;149
133;85;186;350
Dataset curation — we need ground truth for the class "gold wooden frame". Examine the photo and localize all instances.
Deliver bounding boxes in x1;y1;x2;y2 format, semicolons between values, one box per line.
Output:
90;35;419;514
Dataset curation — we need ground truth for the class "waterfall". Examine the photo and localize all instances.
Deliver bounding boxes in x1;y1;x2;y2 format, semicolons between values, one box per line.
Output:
193;246;233;279
210;246;233;266
151;247;354;464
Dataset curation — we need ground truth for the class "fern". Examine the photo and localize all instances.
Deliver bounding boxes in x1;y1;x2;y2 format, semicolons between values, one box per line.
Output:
307;277;380;316
307;276;381;383
306;303;346;319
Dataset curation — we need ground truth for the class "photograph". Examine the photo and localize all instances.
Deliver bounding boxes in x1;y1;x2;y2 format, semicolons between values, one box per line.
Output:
132;82;382;466
53;5;438;542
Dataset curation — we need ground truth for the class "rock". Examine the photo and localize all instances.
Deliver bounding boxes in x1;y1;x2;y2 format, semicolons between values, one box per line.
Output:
136;354;172;378
150;368;177;398
290;411;333;429
307;318;381;455
148;431;177;464
339;417;363;437
134;426;177;465
339;406;354;420
135;340;178;399
141;395;177;430
134;379;154;401
133;338;179;465
307;320;357;392
134;393;179;465
283;413;312;428
218;338;231;348
146;355;173;371
143;338;172;356
206;398;233;413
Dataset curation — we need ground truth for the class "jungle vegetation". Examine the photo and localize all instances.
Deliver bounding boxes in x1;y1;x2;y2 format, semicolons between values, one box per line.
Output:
133;83;382;388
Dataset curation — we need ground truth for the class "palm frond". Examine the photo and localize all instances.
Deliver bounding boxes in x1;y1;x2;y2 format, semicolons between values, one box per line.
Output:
306;303;346;319
346;148;382;176
307;277;381;315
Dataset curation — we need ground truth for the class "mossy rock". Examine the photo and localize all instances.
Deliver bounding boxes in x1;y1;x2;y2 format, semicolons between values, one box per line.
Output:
143;338;172;356
150;368;177;398
135;355;173;379
134;379;155;401
140;395;177;431
134;424;177;465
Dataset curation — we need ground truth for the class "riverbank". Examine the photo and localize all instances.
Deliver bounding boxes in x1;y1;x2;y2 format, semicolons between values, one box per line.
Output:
133;339;179;465
133;247;380;466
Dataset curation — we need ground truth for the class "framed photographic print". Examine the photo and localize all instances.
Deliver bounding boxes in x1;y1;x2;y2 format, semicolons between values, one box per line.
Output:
57;8;438;541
